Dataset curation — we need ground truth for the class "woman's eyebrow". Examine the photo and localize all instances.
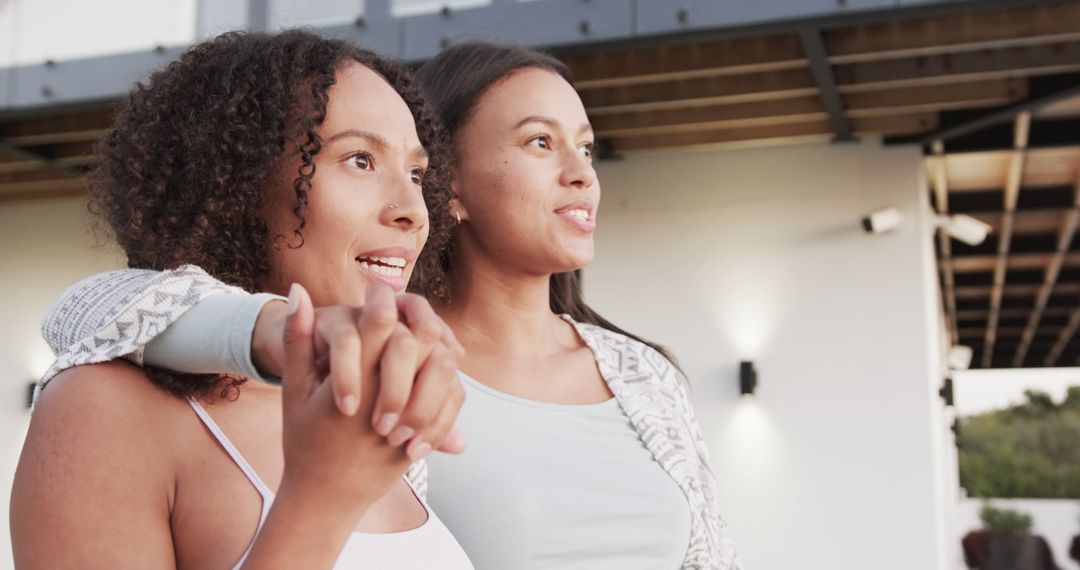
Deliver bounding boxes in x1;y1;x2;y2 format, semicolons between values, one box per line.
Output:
327;129;428;161
326;129;389;148
513;115;594;136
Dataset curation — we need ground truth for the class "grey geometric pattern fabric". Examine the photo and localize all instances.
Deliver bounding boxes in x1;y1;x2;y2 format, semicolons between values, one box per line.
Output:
36;264;430;496
564;316;743;570
38;265;243;389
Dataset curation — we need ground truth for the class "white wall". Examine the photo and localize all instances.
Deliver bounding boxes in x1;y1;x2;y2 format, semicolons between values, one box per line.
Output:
0;198;125;570
587;140;956;570
0;0;195;67
957;498;1080;569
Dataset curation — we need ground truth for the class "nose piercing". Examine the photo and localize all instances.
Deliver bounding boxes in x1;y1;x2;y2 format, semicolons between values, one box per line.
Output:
388;203;400;210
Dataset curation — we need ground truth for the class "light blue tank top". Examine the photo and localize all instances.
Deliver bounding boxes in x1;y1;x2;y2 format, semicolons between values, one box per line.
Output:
426;372;691;569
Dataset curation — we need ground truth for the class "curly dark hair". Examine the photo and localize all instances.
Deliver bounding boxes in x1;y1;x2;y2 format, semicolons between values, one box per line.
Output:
89;30;453;399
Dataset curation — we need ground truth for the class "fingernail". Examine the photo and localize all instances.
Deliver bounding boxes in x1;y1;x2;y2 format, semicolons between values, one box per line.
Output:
374;413;399;436
407;441;433;462
387;425;415;447
287;283;300;315
340;395;359;416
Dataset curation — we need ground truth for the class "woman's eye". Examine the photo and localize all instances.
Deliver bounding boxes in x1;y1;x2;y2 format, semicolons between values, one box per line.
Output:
529;134;552;150
351;152;374;170
410;168;425;187
580;143;594;160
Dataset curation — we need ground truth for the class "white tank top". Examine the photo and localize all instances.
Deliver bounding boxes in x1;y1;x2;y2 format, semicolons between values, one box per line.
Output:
187;400;473;570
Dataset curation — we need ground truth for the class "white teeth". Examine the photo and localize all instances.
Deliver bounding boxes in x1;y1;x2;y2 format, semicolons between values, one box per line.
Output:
356;258;405;277
567;209;589;222
361;256;405;267
379;256;407;267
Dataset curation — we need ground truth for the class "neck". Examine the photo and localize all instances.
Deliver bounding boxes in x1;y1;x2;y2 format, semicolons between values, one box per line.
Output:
437;250;564;356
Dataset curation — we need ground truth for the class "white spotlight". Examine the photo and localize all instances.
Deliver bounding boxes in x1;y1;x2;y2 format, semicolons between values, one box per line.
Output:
947;345;973;371
862;207;902;234
936;214;992;246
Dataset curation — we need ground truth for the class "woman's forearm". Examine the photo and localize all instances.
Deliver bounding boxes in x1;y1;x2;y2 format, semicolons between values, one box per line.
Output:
144;292;284;381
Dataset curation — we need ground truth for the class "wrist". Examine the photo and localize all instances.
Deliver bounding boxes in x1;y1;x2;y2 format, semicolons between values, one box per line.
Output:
252;300;287;378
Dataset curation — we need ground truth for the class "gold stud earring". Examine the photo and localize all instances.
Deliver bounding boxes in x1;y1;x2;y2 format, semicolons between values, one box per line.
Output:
455;210;462;224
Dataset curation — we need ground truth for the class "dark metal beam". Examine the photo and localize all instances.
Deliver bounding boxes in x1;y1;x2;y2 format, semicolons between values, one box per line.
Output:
915;74;1080;145
798;27;852;141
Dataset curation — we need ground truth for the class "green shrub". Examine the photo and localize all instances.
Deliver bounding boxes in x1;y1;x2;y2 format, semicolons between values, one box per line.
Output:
979;503;1033;534
959;387;1080;498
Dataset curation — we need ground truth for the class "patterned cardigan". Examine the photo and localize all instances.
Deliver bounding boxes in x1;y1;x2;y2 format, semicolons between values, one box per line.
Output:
38;264;742;570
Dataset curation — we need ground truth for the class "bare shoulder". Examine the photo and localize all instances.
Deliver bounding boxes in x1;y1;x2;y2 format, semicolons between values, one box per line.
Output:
24;360;188;486
31;362;191;452
12;361;183;567
35;360;184;420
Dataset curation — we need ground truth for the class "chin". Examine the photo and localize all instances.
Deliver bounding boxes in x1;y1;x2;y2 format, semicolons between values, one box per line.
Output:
553;252;594;273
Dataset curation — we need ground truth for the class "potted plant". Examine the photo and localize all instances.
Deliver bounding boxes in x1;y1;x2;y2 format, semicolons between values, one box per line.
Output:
962;503;1058;570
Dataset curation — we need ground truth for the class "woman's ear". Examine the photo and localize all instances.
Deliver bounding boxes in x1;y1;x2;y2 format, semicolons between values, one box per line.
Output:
449;178;469;224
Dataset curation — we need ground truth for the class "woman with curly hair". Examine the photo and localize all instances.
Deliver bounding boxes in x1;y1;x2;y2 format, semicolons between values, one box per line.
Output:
32;42;742;568
11;30;474;569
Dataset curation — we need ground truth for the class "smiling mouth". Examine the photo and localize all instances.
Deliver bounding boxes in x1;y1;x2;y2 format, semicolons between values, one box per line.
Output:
356;255;407;277
564;208;590;222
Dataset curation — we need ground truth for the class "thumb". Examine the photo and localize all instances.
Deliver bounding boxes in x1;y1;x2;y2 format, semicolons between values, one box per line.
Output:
282;283;317;405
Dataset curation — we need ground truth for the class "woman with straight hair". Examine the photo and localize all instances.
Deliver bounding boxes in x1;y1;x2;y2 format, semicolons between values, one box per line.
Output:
37;41;742;569
12;30;475;569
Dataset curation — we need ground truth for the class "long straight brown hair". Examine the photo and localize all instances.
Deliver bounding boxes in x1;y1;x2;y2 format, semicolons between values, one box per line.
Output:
413;41;682;370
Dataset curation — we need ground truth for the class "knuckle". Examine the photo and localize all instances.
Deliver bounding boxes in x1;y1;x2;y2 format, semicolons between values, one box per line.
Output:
366;304;398;328
412;319;442;344
405;407;437;428
282;326;305;345
429;347;460;377
387;329;418;355
329;326;360;350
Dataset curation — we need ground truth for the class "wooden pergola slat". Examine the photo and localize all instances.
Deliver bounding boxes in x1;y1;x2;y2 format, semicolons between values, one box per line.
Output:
981;112;1031;368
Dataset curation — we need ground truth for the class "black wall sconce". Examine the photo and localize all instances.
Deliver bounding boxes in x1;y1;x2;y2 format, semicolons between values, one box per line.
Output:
939;377;954;407
739;361;758;396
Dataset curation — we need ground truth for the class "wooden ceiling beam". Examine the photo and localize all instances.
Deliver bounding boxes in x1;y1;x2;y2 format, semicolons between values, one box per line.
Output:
0;136;95;178
581;68;817;115
955;282;1080;299
0;109;113;146
592;97;825;138
845;78;1027;119
1013;170;1080;366
563;34;808;90
958;307;1073;320
983;112;1030;368
1039;170;1080;367
950;252;1070;273
608;121;833;153
826;2;1080;64
0;178;85;202
1044;304;1080;367
834;42;1080;94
